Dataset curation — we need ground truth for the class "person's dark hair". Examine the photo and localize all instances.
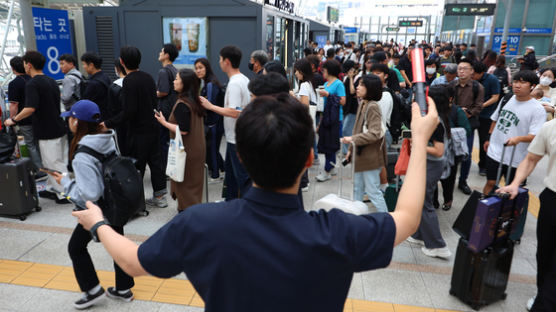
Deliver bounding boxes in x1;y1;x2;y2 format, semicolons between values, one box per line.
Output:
194;57;222;89
322;60;341;78
427;85;451;139
294;58;314;85
425;59;437;67
342;60;355;73
236;94;314;190
457;56;473;67
176;68;205;117
303;47;313;57
370;63;389;76
371;51;387;63
494;55;506;68
461;43;468;48
248;72;290;96
539;67;556;78
59;54;77;66
114;59;126;76
70;120;102;160
81;52;103;69
482;50;498;68
22;51;46;70
326;48;335;58
472;61;487;74
163;43;179;62
306;55;320;71
9;56;25;73
263;60;287;79
220;45;242;69
119;46;141;70
513;70;539;86
359;74;383;101
466;49;478;62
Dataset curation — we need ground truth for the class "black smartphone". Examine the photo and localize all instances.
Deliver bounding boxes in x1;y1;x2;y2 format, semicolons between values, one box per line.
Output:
402;130;412;139
342;158;350;166
39;168;61;175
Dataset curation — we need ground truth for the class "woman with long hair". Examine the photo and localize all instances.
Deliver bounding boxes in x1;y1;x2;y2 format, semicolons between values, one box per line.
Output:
155;69;206;212
52;100;134;309
194;58;224;181
406;85;452;259
487;55;512;94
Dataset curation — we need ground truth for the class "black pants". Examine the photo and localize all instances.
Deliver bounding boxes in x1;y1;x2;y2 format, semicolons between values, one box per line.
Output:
205;123;225;179
434;156;462;205
478;117;491;170
127;133;167;195
68;224;134;292
531;188;556;312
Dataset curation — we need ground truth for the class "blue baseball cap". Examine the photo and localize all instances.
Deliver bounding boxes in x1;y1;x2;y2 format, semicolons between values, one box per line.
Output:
60;100;101;122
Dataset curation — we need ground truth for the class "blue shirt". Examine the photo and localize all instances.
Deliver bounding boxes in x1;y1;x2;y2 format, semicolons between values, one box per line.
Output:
324;78;346;121
430;75;458;87
138;187;396;312
479;73;501;119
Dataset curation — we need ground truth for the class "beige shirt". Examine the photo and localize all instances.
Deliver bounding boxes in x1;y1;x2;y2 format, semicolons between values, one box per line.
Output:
527;119;556;192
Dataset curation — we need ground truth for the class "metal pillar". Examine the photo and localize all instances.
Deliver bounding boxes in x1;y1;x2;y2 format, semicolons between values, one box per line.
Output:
500;0;514;55
19;0;37;51
0;0;16;67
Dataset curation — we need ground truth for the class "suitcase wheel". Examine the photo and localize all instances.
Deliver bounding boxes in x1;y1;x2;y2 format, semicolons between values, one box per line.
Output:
142;210;149;216
471;303;480;311
35;207;42;212
449;289;456;296
19;215;27;221
502;293;507;300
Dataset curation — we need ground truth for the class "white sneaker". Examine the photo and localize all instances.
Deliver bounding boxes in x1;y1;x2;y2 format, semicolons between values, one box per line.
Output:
301;183;310;192
330;167;338;176
527;295;536;311
313;158;320;166
406;237;425;246
316;172;331;182
421;246;452;259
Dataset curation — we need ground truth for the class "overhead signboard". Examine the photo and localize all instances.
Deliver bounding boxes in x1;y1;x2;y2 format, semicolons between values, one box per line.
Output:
445;4;496;16
264;0;295;14
385;27;400;32
398;20;422;27
162;17;208;67
327;7;339;23
494;27;552;34
31;7;72;80
343;27;357;34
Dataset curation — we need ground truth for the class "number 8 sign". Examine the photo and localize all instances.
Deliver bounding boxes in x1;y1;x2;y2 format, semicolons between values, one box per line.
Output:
32;7;73;80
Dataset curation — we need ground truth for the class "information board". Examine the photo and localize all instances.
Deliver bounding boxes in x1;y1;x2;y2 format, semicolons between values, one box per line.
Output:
399;20;423;27
31;7;72;80
445;4;496;16
162;17;208;67
492;35;520;56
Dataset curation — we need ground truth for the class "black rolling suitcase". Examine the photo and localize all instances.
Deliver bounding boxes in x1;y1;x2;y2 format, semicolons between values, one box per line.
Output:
386;148;399;184
450;238;514;311
0;158;41;220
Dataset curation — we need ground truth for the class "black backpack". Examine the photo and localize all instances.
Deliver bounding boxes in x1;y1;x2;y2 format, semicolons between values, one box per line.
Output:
75;145;144;226
68;73;85;101
492;67;509;93
384;87;411;143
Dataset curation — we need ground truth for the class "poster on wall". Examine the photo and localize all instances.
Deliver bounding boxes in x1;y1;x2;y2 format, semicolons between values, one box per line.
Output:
162;17;208;67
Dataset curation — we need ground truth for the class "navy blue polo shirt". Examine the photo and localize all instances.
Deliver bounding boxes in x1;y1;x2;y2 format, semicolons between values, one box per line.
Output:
479;73;501;119
138;187;396;312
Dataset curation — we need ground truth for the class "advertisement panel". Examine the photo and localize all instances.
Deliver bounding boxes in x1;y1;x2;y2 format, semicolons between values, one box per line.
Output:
492;35;520;56
162;17;208;67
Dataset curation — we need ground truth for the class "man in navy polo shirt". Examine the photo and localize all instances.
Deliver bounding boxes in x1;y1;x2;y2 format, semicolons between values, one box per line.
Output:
472;61;501;176
72;94;440;312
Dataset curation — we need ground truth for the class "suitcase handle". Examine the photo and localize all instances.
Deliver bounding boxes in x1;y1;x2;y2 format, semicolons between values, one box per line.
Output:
495;143;517;188
337;141;357;201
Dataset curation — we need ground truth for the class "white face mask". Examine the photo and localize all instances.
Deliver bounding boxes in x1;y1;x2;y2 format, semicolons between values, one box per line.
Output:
540;76;553;86
426;67;436;75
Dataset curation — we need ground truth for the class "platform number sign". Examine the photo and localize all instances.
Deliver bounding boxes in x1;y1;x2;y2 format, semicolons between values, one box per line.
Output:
32;7;72;80
492;35;520;56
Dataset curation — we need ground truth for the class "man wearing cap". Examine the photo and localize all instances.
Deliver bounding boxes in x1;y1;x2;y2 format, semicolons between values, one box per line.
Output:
372;51;401;93
431;63;459;86
520;46;539;71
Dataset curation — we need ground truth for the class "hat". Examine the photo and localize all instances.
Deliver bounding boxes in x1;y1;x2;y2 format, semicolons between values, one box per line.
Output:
526;46;535;51
444;63;458;74
60;100;101;122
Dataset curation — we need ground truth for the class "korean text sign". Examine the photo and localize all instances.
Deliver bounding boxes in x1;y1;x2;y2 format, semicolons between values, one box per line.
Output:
32;7;72;80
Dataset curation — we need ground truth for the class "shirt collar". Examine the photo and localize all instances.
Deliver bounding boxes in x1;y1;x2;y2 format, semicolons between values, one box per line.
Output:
243;186;304;211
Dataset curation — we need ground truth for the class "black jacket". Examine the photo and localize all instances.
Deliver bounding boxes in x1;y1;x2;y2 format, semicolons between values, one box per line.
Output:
83;71;111;120
317;95;341;154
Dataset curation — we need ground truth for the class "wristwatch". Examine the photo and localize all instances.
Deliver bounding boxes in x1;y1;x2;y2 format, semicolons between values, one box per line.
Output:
10;118;18;125
90;220;109;243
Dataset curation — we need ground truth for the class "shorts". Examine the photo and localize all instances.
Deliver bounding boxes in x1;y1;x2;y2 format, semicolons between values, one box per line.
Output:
486;155;517;184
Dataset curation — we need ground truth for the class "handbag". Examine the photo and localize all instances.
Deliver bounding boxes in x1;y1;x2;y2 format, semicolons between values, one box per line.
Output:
166;125;186;182
394;138;411;176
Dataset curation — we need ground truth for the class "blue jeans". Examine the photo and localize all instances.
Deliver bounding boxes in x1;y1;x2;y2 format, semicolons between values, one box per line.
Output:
385;129;393;150
459;131;475;185
353;168;388;213
324;152;336;172
342;113;356;154
224;143;250;201
314;113;321;158
206;124;225;178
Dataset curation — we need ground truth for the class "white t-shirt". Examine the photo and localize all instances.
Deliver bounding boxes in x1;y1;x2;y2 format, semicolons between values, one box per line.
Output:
487;96;546;167
224;73;250;144
297;81;317;104
527;119;556;192
377;91;393;128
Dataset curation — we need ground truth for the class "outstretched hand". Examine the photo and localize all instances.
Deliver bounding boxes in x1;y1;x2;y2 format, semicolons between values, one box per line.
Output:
409;97;439;146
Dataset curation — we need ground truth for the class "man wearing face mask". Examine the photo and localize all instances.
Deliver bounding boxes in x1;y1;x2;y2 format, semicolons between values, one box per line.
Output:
425;59;439;86
249;50;269;75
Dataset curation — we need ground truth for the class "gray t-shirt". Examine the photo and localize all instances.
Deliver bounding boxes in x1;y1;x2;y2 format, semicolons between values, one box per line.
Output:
157;64;178;118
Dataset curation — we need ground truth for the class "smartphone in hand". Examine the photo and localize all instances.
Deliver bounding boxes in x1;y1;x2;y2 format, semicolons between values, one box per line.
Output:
39;168;61;175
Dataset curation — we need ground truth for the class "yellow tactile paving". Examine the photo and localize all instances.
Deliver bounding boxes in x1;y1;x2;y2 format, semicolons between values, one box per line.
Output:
0;258;469;311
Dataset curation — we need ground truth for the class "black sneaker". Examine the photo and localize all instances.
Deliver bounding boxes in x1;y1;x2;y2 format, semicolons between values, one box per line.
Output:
55;198;71;205
106;287;134;302
74;287;105;310
38;190;57;200
458;182;472;195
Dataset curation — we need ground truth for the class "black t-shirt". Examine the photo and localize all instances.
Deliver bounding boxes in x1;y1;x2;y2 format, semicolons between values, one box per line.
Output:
429;123;445;144
82;71;111;121
25;75;66;140
343;78;358;115
8;75;32;126
173;102;191;132
397;55;413;84
312;73;326;88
